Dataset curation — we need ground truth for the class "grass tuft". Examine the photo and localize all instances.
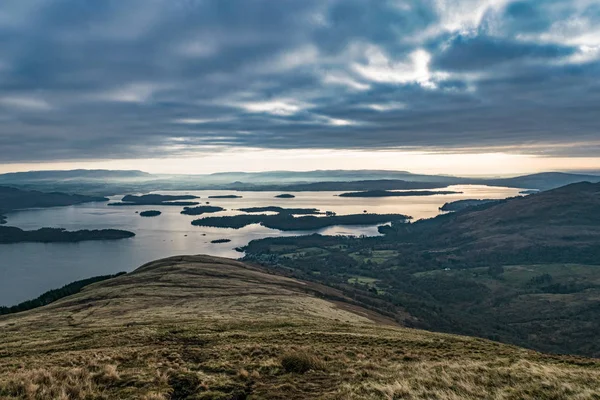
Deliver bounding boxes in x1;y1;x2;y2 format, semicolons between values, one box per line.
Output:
281;351;326;374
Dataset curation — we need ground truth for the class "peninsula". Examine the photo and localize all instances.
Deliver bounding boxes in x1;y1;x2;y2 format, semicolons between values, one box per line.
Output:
108;193;200;206
439;199;502;212
238;206;321;215
0;226;135;243
192;213;410;231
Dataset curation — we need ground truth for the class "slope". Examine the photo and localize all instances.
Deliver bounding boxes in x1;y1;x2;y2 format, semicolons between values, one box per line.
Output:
413;181;600;261
242;182;600;357
1;255;599;399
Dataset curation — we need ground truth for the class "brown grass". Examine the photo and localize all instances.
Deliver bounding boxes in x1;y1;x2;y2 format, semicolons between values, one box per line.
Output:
0;255;599;399
281;350;326;373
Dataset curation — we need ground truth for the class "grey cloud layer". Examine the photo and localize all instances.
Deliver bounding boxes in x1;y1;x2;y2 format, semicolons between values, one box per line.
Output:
0;0;599;162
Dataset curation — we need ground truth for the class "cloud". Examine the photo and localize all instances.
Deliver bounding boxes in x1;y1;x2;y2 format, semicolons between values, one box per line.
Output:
0;0;598;163
95;83;161;103
432;34;575;71
234;99;311;116
353;47;443;88
0;96;52;111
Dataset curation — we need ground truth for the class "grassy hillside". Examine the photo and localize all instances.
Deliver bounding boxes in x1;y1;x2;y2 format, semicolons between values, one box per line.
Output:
414;181;600;254
1;255;599;399
243;183;600;357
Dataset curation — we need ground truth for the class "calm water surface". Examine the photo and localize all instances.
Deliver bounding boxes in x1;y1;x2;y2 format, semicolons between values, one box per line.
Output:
0;185;521;305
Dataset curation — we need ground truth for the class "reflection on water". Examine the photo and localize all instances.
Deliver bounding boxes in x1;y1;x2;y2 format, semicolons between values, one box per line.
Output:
0;185;522;305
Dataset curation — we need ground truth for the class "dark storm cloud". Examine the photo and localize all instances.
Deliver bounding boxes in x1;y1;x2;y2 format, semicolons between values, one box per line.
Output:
431;35;575;71
0;0;599;162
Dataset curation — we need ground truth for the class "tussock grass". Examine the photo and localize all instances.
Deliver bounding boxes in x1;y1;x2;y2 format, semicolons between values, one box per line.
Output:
338;359;600;399
281;350;326;373
0;255;599;399
1;364;119;400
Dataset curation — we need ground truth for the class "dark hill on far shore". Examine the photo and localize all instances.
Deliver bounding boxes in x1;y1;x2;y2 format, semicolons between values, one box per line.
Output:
0;226;135;243
271;179;450;191
409;181;600;258
0;186;107;213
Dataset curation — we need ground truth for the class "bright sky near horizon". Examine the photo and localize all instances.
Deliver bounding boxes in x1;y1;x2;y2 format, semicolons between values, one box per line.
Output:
1;1;599;174
2;149;600;176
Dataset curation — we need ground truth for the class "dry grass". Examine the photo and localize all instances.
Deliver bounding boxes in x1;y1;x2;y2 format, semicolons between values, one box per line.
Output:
1;255;599;399
339;359;600;399
281;350;326;373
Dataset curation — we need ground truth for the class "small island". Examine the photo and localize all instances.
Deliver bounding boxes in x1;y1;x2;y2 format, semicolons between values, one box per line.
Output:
192;213;411;231
109;194;200;206
0;226;135;244
339;190;462;198
238;206;321;215
208;195;242;199
439;199;501;212
180;206;225;215
0;215;6;224
275;193;295;198
211;238;232;244
139;210;161;217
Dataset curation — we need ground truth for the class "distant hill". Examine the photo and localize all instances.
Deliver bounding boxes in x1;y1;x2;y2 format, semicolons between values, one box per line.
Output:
480;172;600;190
413;181;600;259
267;179;449;191
0;226;135;243
1;255;598;399
0;169;152;181
0;185;107;214
0;170;155;196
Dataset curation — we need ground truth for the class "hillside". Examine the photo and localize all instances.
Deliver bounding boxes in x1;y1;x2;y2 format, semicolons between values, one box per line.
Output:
243;182;600;357
1;255;599;399
484;172;600;190
413;181;600;259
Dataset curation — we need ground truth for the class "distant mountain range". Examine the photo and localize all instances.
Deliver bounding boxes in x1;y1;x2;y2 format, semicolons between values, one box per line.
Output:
0;169;599;195
0;169;152;180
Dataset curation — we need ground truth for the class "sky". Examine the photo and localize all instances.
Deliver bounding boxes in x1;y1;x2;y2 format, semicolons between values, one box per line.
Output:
0;0;599;175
